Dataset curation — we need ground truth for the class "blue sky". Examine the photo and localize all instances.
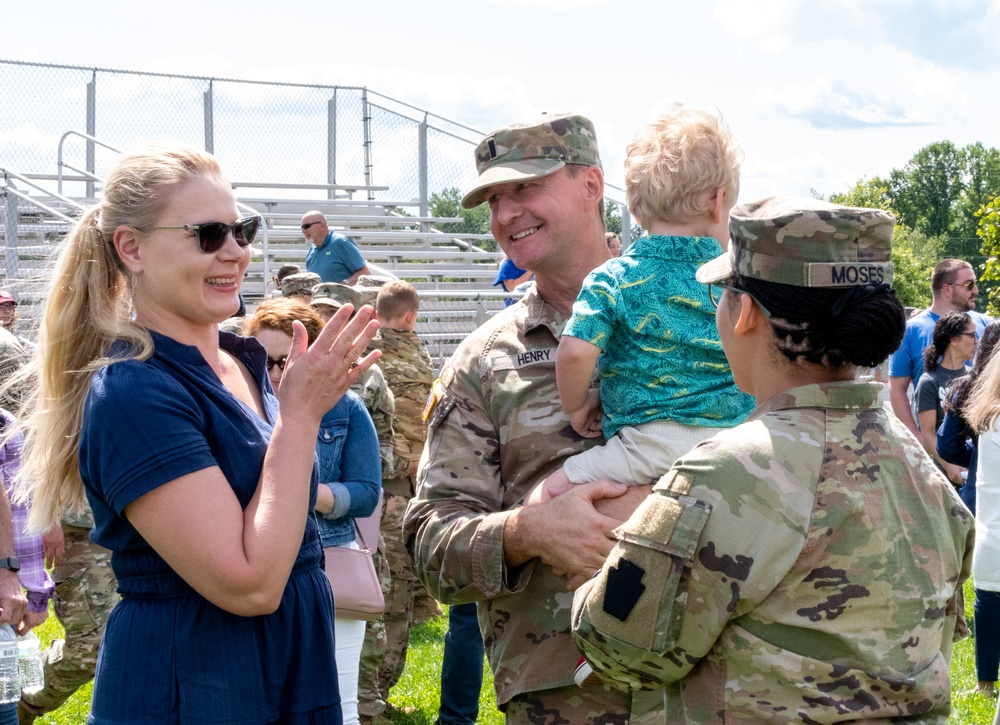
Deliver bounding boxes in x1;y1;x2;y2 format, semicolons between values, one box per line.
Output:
4;0;1000;203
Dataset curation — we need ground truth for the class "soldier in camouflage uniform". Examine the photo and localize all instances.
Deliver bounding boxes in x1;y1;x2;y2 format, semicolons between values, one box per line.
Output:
404;114;659;724
572;196;975;723
310;282;403;724
18;504;118;724
358;281;437;715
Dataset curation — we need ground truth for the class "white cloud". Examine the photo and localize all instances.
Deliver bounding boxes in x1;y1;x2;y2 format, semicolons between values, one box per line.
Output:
713;0;797;49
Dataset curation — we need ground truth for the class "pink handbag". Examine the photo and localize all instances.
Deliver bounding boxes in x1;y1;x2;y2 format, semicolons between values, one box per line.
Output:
322;491;385;621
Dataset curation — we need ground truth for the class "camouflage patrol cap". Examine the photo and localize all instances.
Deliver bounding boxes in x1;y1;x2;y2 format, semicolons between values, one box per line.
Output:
280;272;322;297
356;274;396;288
353;284;380;307
311;282;359;310
696;196;895;288
461;113;602;209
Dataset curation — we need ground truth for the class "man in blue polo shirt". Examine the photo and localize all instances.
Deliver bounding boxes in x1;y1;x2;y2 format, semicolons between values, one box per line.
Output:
889;258;990;436
301;210;371;284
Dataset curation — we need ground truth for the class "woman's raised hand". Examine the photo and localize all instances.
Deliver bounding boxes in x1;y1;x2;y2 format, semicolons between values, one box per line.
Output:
276;304;381;422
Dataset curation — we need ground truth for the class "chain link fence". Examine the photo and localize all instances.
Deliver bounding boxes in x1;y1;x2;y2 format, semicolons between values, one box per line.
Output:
0;59;629;352
0;59;486;200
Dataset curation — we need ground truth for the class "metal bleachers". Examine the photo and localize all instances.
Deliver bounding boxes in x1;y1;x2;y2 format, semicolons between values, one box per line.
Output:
0;169;510;367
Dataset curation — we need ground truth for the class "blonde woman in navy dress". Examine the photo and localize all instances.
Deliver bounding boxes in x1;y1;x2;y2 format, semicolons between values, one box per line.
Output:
15;145;380;724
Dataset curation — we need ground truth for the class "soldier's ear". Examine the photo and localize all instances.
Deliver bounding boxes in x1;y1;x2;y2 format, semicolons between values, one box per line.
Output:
733;293;764;336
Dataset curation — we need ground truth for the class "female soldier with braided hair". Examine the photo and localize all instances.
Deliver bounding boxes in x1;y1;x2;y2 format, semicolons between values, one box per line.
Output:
573;196;974;723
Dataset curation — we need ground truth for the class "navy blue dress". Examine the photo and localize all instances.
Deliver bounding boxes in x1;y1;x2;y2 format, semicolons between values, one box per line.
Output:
79;330;342;724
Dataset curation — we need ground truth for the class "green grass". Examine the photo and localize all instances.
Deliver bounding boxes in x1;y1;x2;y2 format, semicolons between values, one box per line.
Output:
27;591;1000;724
30;614;92;724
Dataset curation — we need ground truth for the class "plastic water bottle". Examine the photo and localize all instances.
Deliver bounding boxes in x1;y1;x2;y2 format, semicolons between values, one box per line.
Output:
17;630;43;695
0;625;19;703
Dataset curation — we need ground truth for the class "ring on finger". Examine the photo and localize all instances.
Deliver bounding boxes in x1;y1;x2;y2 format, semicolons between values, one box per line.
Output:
349;360;359;370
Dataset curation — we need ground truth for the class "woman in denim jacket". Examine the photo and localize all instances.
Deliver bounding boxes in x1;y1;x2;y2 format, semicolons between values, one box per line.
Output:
247;298;381;725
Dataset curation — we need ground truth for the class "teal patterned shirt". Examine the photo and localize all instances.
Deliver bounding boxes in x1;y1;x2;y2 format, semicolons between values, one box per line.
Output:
563;235;754;438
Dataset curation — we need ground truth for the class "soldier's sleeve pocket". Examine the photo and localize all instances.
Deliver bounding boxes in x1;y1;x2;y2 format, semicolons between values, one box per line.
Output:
572;491;711;687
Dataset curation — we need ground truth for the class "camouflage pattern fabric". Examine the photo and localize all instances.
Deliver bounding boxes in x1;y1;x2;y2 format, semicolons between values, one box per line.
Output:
19;525;118;718
358;532;391;719
572;382;974;723
697;196;895;288
351;362;400;719
371;493;415;697
375;327;434;466
462;113;601;209
358;327;436;708
404;285;636;714
504;683;666;725
280;272;321;297
352;363;401;481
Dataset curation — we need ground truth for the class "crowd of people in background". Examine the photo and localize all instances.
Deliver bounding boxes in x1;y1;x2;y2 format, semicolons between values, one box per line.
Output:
0;99;994;725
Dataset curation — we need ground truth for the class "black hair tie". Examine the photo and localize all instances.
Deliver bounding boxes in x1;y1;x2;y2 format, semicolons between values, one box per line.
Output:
829;283;891;322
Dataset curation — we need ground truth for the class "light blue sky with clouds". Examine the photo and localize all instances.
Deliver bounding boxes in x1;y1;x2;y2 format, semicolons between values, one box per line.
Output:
4;0;1000;203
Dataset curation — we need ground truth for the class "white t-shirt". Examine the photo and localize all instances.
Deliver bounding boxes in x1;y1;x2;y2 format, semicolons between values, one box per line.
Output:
974;426;1000;590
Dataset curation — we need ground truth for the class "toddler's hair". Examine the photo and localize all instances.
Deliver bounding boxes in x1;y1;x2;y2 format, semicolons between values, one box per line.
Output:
625;102;741;226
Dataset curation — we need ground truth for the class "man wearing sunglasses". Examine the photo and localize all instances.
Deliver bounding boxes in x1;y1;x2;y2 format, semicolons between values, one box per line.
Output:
301;211;371;285
889;257;991;436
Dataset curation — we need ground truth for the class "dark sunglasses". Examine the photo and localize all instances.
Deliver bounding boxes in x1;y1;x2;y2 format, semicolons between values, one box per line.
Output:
949;279;978;291
957;331;978;339
266;355;288;372
301;221;321;231
149;215;261;253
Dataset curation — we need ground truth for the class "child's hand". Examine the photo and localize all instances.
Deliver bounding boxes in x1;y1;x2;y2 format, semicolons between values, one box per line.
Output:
524;468;573;506
569;389;603;439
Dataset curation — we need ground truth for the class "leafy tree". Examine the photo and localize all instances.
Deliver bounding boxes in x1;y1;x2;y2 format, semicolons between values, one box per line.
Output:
828;176;895;213
889;141;963;239
954;143;1000;258
888;226;937;309
976;195;1000;316
429;187;493;249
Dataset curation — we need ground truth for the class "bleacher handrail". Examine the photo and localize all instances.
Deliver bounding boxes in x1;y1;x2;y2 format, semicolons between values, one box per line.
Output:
1;167;85;218
56;131;121;195
0;186;77;224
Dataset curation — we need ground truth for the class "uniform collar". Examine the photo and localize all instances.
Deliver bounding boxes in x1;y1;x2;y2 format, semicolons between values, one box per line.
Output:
752;381;883;420
515;284;572;339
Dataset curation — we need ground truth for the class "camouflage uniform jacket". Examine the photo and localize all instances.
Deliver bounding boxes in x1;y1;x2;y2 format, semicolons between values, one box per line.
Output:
572;381;975;724
403;285;604;707
352;363;404;481
372;328;435;496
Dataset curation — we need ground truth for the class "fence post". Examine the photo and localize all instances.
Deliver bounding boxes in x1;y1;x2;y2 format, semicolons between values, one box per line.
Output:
86;71;96;199
621;204;632;250
419;113;429;232
204;80;214;154
327;89;338;200
1;188;21;281
362;88;373;200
